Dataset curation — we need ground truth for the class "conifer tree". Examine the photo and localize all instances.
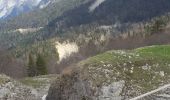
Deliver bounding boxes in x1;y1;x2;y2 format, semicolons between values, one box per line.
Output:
36;54;48;75
151;18;166;33
27;54;36;77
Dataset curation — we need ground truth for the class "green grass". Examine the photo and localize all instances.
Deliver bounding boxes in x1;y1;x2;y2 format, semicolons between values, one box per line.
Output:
20;74;57;88
20;78;44;88
135;45;170;59
79;45;170;93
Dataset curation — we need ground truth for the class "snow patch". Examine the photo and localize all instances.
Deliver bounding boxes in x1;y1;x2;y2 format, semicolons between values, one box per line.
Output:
42;95;47;100
0;0;44;18
39;1;51;9
14;27;43;34
0;0;16;18
100;34;106;42
55;42;79;62
89;0;106;12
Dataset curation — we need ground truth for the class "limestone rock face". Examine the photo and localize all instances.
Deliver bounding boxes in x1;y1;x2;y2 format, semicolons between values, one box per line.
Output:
46;70;125;100
46;71;94;100
98;81;124;100
0;74;38;100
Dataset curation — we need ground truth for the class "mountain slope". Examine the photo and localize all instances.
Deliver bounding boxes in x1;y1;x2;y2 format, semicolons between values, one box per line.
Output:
0;12;170;79
2;0;170;31
47;45;170;100
1;0;170;79
0;0;51;19
0;0;89;30
47;0;170;30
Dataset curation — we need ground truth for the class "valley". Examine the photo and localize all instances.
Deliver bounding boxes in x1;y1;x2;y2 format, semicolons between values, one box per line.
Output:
0;0;170;100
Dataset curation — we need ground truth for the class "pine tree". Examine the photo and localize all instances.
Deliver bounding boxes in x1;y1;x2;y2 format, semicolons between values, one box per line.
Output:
27;54;36;77
151;18;166;33
36;54;48;75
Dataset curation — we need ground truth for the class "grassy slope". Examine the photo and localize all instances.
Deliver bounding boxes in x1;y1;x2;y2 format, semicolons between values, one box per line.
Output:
1;45;169;98
1;45;170;97
20;74;58;89
0;74;57;91
79;45;170;95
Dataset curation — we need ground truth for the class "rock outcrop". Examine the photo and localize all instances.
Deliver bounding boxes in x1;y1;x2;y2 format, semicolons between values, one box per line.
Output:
0;74;38;100
0;74;57;100
46;70;94;100
46;69;124;100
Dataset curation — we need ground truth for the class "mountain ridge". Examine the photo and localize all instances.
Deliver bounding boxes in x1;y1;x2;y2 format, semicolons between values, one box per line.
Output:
0;0;51;19
47;0;170;30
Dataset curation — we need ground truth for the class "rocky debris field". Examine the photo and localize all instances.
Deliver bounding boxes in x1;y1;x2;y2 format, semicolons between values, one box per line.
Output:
0;74;57;100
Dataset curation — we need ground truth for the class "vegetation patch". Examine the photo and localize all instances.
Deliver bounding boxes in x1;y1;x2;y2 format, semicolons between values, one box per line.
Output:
78;45;170;96
20;74;57;88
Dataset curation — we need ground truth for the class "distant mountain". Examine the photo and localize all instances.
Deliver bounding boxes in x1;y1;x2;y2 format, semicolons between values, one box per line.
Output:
47;0;170;30
1;0;170;89
0;0;88;30
1;0;170;30
0;0;51;19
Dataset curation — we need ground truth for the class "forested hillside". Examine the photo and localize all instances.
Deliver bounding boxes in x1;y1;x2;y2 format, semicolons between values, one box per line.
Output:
0;0;170;100
47;0;170;30
0;0;170;79
1;0;170;31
